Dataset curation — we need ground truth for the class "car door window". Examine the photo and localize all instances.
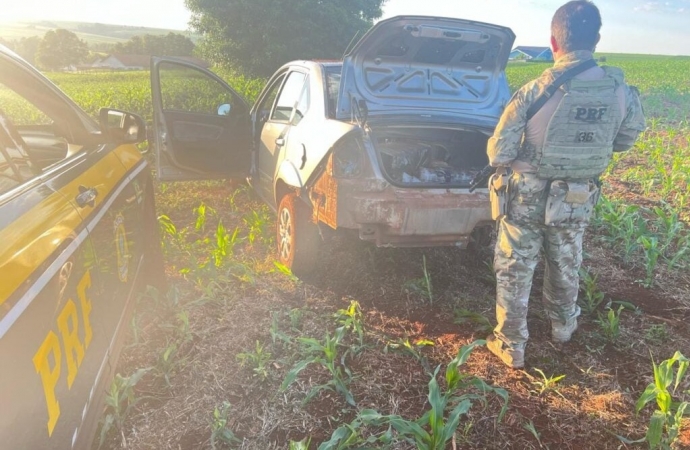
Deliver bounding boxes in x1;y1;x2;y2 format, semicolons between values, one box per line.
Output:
271;71;306;122
159;62;244;116
0;77;81;170
291;79;310;126
0;85;52;126
257;74;286;123
0;114;38;193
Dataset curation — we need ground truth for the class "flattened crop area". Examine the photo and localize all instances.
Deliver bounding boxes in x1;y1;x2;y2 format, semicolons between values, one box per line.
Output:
96;56;690;450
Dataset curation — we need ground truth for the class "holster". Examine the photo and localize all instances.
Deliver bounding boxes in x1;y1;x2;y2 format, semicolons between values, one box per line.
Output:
489;167;510;221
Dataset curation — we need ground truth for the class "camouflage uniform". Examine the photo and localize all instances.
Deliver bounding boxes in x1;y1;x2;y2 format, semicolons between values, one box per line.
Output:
487;50;645;356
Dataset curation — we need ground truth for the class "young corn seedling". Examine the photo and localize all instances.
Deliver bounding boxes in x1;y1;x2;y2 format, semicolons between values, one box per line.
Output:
212;221;241;268
384;338;434;373
334;300;365;353
523;420;544;448
579;268;606;314
454;308;494;334
273;260;299;282
403;255;434;304
325;341;509;450
270;311;292;346
281;327;355;406
193;201;216;232
638;235;662;288
236;340;272;380
626;351;690;449
596;306;624;342
210;401;241;449
530;368;566;397
157;341;184;387
243;208;272;245
99;368;148;448
289;308;305;330
289;438;311;450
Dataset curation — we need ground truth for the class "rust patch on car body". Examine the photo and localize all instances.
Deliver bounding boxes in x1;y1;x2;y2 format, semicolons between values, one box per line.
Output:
310;155;338;229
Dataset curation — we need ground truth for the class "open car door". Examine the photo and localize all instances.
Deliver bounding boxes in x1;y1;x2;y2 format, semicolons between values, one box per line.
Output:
151;57;252;181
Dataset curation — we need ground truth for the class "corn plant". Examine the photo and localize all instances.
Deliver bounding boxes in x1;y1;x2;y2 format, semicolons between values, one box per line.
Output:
289;308;305;330
317;421;372;450
530;368;566;397
454;309;494;334
579;268;606;314
280;327;355;406
157;341;183;387
629;352;690;449
404;255;434;304
322;341;509;450
270;311;292;346
213;221;241;267
193;201;215;232
384;338;435;363
98;368;148;448
289;438;311;450
523;420;544;448
334;300;365;353
273;261;299;282
243;208;272;245
638;235;662;287
236;341;272;380
158;213;190;258
210;401;241;449
596;306;624;342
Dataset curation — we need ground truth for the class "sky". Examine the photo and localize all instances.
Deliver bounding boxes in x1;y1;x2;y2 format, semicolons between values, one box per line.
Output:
1;0;689;56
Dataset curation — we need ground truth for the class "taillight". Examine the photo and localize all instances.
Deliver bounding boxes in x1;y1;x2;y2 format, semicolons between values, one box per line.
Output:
332;135;364;178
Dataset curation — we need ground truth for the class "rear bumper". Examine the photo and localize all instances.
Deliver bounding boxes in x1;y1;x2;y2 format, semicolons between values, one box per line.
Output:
340;184;492;248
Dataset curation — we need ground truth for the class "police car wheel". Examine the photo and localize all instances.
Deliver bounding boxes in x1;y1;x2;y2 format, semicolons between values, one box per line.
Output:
277;193;319;277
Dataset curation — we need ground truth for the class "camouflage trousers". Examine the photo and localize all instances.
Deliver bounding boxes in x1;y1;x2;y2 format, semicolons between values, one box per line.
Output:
493;173;587;349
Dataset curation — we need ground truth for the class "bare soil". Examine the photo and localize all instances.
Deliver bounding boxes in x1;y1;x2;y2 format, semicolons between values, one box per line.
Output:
99;179;690;450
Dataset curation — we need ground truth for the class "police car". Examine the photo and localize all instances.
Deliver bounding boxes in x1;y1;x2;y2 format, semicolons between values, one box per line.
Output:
0;45;164;448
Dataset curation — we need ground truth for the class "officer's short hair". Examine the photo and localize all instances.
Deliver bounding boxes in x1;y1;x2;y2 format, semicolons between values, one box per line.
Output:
552;1;602;52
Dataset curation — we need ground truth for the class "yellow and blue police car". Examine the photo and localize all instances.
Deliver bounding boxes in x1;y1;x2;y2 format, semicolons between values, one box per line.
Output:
0;45;164;448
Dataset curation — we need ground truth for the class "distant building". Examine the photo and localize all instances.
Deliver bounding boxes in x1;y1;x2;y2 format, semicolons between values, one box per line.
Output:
509;46;554;62
92;54;210;70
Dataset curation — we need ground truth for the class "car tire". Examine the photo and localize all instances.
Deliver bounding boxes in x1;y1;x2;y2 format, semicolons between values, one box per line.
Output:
277;193;319;277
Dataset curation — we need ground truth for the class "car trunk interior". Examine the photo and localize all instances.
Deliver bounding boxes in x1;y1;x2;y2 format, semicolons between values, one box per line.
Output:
371;126;490;188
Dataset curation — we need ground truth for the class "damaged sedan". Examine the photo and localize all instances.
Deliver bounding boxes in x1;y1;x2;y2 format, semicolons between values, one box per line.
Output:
151;16;516;275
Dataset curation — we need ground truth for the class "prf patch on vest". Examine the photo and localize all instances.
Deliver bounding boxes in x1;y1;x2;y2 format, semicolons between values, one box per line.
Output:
574;106;608;122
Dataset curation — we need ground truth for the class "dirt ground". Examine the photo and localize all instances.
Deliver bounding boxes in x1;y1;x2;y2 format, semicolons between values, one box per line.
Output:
99;177;690;450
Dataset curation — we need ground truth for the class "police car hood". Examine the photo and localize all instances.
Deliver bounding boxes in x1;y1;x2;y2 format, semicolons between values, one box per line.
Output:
336;16;516;122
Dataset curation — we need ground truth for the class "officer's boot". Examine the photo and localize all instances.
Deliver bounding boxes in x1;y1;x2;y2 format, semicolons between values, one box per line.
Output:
487;334;524;369
552;317;578;343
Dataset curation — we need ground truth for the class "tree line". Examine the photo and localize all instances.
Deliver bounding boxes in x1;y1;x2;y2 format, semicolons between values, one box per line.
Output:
1;0;387;74
0;31;196;71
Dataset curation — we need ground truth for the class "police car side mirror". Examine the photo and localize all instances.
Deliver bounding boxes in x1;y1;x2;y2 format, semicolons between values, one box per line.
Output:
99;108;147;144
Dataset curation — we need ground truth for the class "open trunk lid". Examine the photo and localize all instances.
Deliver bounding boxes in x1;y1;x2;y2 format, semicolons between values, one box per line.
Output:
336;16;516;123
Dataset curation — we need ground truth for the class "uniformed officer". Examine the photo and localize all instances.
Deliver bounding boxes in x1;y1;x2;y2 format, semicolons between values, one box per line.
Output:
486;0;646;368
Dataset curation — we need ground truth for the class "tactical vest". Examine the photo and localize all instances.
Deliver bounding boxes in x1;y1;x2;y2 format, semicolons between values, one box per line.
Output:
525;70;622;180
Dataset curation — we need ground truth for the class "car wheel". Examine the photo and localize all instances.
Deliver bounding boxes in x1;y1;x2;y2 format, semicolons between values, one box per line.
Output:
277;193;319;277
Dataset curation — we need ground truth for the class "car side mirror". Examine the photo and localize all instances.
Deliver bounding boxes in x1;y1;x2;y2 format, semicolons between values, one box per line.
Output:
99;108;147;144
218;103;232;116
